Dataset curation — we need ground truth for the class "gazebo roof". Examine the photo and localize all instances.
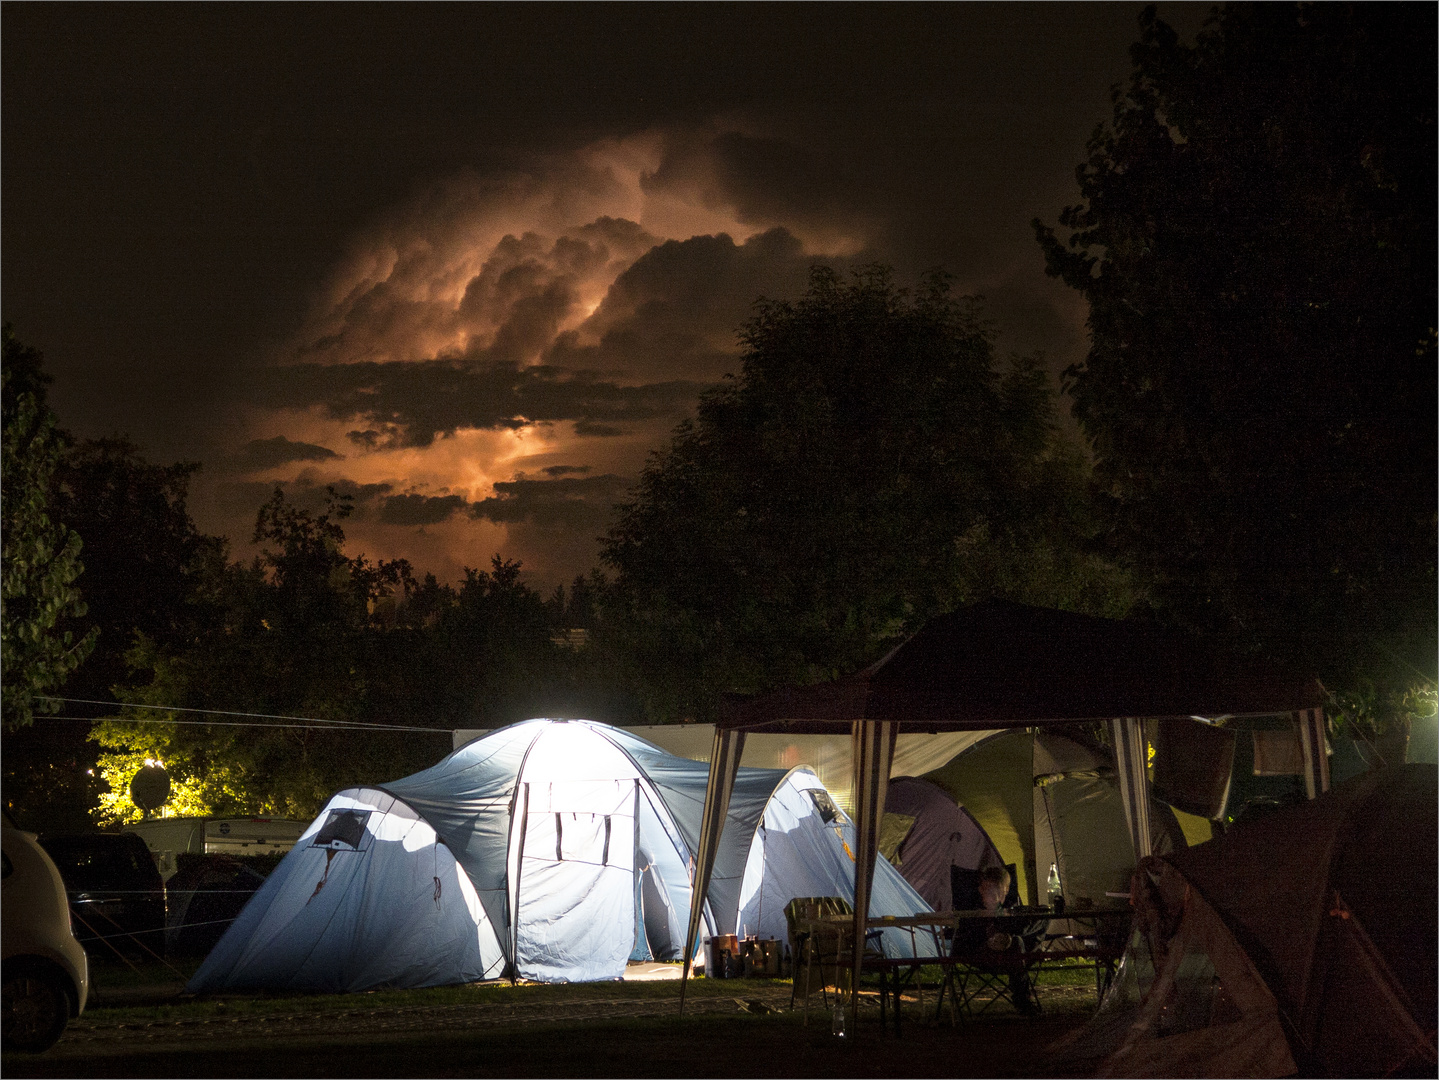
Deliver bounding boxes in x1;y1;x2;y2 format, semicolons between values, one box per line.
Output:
721;598;1324;733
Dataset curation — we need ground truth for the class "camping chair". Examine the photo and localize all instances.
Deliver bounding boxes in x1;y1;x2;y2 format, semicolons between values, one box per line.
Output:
937;939;1040;1021
785;897;850;1020
784;897;889;1024
936;865;1041;1022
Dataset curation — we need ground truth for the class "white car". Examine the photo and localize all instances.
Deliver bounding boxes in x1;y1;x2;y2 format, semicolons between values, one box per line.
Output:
2;819;89;1052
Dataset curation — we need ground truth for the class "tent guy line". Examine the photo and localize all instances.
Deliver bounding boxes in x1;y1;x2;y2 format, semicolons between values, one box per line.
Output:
40;715;450;733
36;697;452;733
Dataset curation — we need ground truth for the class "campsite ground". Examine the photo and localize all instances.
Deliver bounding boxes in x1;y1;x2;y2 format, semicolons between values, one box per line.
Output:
5;959;1099;1077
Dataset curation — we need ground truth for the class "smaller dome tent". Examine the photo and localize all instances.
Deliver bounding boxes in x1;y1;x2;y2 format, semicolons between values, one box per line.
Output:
1057;764;1437;1078
188;719;934;993
883;776;1005;911
735;769;940;958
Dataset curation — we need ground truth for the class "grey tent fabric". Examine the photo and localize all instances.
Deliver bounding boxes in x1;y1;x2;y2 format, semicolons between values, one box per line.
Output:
189;719;935;994
1149;717;1236;820
921;729;1186;910
679;726;745;1013
1109;717;1152;861
848;718;899;1018
1295;706;1331;797
883;777;1004;910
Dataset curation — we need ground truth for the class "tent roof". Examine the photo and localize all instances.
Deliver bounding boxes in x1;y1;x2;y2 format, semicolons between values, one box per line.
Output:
1161;762;1437;1024
721;599;1323;732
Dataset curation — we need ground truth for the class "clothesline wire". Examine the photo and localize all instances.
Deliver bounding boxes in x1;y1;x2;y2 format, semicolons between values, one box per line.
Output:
36;698;449;734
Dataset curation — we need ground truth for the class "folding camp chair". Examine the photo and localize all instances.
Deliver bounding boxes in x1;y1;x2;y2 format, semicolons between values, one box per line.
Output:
784;896;890;1025
785;896;851;1020
936;942;1040;1021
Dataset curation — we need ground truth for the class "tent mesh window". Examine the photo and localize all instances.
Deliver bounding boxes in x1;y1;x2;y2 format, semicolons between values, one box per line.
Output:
806;789;846;825
311;809;371;850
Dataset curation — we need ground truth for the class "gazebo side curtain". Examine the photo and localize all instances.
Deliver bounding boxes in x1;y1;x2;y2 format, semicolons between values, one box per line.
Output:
848;719;898;1020
1110;717;1153;861
1294;707;1331;798
678;726;745;1014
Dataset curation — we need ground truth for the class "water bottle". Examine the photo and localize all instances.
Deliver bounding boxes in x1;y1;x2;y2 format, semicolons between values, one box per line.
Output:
1047;862;1064;911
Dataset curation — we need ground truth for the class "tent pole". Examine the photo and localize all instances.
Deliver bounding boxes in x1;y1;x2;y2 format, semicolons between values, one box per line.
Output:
1110;717;1152;860
849;719;898;1027
1294;708;1330;798
678;727;746;1015
507;782;531;984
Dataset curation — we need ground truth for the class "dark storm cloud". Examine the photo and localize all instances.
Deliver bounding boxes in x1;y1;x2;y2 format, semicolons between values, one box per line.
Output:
542;465;591;477
572;422;625;437
544;227;822;382
642;132;874;249
255;224;831;450
252;358;707;448
379;493;470;526
470;473;631;530
239;435;341;470
296;200;662;372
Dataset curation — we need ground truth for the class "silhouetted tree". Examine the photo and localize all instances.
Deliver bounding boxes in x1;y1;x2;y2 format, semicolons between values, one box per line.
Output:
1035;3;1437;735
52;437;223;708
602;266;1131;720
1;326;95;732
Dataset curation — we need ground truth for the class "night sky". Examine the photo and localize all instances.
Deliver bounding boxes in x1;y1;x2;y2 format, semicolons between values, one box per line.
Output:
4;4;1206;588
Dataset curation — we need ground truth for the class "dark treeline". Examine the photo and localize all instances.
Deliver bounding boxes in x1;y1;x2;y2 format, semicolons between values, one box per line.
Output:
3;3;1433;830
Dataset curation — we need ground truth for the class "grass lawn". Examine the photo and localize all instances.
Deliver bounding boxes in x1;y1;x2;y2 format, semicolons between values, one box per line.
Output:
4;955;1103;1077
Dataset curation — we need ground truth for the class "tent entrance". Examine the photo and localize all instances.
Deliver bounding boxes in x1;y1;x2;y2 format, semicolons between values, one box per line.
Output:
633;785;690;962
510;779;639;982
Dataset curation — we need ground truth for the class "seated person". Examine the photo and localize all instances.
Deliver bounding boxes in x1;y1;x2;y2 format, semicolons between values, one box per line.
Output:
977;866;1014;949
951;865;1038;1014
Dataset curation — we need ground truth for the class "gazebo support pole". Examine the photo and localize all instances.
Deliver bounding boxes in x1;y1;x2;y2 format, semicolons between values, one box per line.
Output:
850;719;898;1028
678;727;745;1015
1110;717;1152;860
1294;708;1331;798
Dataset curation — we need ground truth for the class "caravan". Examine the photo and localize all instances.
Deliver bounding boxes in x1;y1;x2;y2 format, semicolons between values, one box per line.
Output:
123;817;307;881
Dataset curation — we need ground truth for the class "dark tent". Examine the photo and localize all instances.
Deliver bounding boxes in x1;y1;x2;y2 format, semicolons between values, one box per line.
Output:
1065;764;1437;1078
883;776;1006;911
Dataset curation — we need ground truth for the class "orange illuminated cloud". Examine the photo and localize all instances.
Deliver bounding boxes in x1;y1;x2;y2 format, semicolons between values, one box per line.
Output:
231;126;868;587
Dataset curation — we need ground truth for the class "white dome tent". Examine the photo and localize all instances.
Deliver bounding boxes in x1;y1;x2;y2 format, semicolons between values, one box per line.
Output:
188;719;935;993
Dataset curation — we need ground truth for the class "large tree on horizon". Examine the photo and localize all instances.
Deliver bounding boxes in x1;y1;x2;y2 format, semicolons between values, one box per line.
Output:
601;265;1133;721
1035;3;1437;733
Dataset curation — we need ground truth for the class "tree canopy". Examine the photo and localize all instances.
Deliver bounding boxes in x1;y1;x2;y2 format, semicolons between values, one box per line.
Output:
87;488;628;823
601;265;1133;720
1034;3;1437;732
52;437;224;707
1;326;95;731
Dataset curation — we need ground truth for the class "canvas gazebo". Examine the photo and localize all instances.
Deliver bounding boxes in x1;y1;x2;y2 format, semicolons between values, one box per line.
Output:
678;599;1327;1016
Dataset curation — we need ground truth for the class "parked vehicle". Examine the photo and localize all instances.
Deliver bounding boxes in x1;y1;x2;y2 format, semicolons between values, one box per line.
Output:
2;818;89;1052
39;833;165;961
